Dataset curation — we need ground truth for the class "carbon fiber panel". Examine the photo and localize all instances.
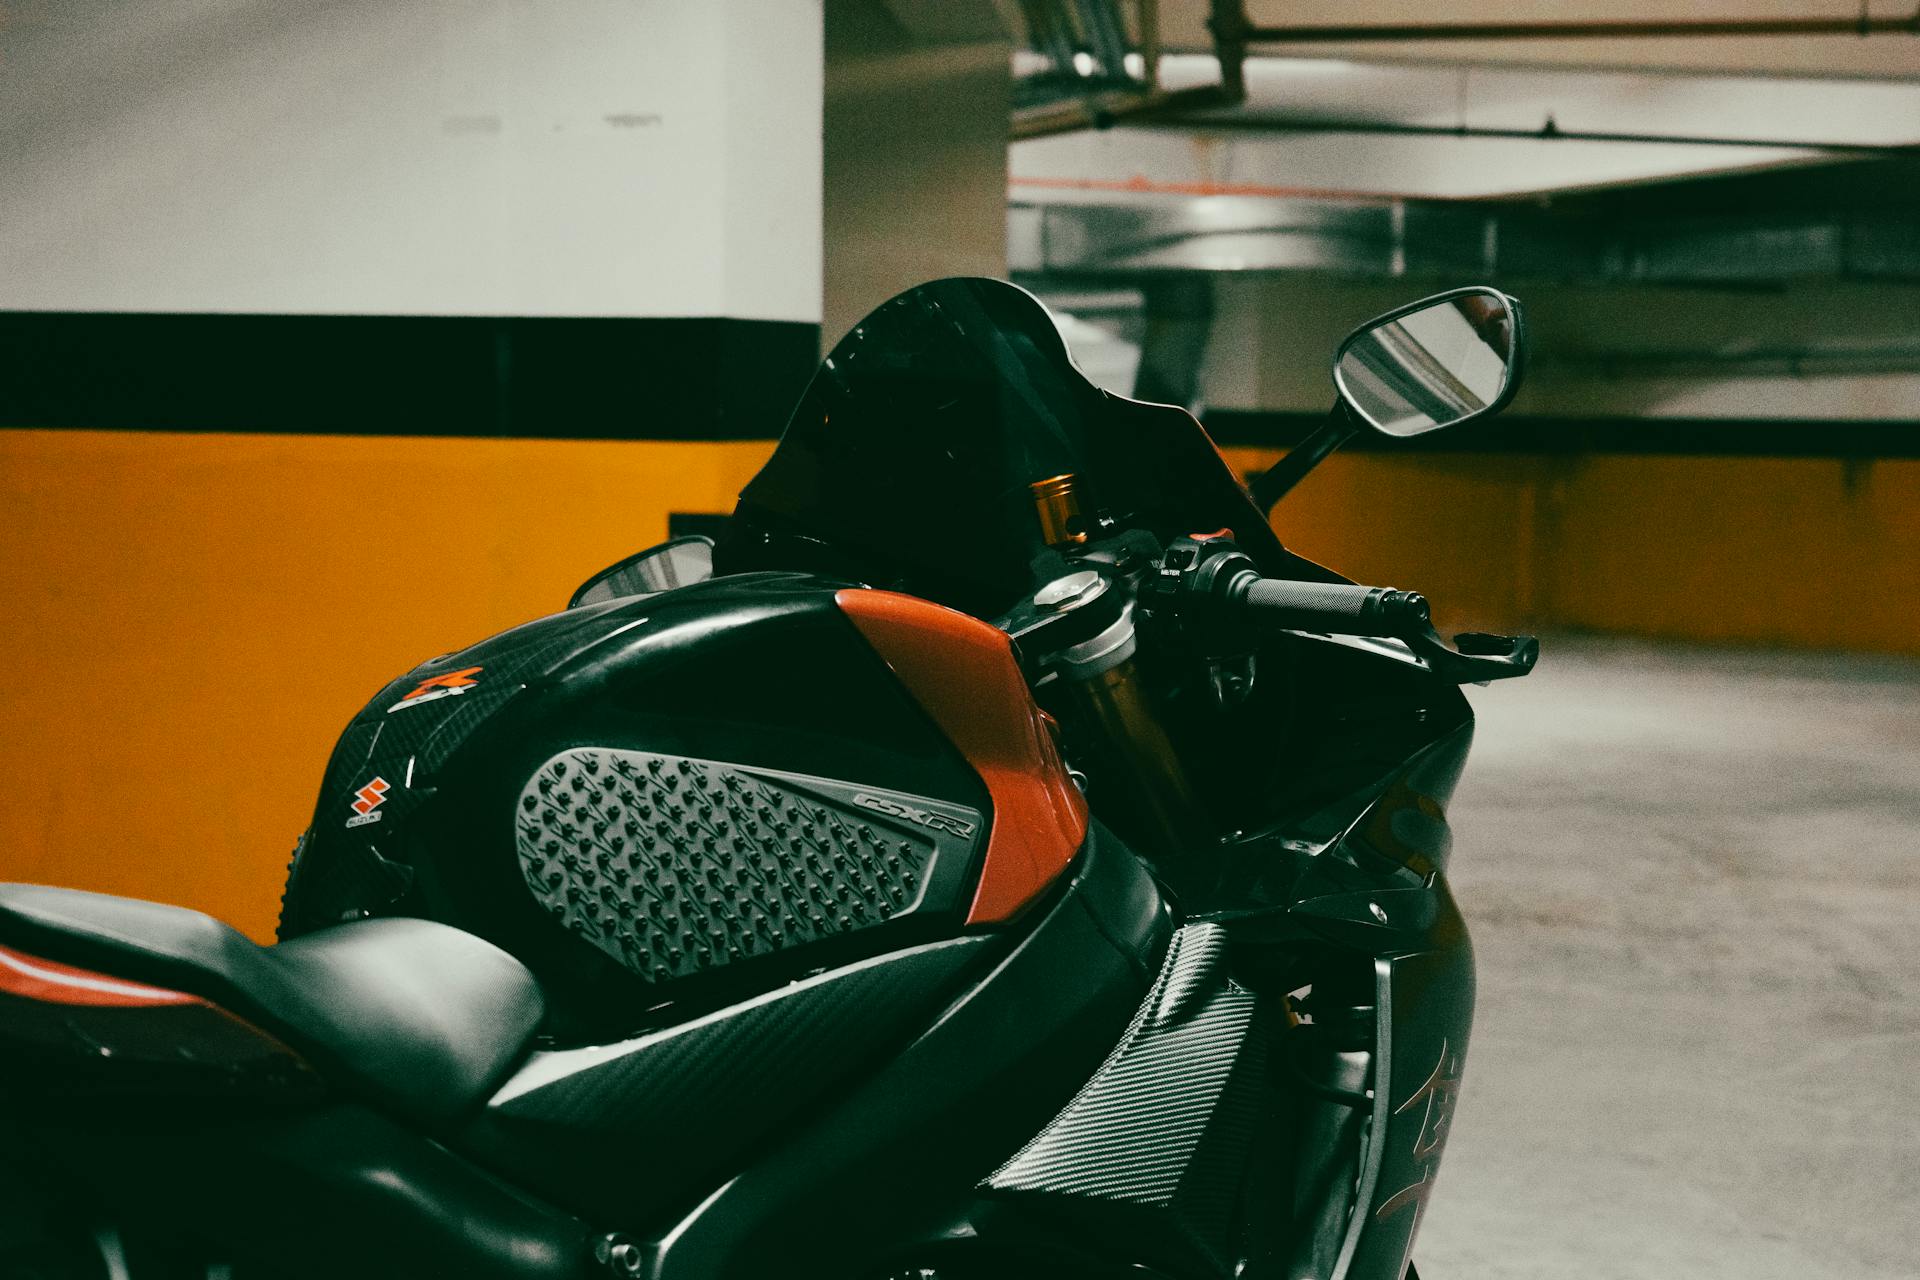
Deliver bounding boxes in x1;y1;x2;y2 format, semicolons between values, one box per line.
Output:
280;601;637;937
464;936;988;1226
984;921;1274;1276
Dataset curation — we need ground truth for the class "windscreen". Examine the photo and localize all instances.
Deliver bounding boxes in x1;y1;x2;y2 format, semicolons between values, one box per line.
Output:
725;277;1319;617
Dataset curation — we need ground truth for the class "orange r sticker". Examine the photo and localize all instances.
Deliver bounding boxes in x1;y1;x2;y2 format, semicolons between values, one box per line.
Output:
388;666;483;713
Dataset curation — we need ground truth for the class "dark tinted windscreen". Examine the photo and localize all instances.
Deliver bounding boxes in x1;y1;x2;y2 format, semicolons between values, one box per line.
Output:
727;277;1309;615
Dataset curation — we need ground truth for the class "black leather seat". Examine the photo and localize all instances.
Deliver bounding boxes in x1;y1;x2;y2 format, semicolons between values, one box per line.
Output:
0;884;544;1129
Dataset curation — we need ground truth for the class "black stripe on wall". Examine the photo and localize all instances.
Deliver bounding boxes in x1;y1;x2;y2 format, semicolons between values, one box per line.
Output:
1202;410;1920;458
4;312;1914;458
1;312;820;440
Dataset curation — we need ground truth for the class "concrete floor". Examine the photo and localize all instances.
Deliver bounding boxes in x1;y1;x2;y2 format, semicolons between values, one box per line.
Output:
1416;637;1920;1280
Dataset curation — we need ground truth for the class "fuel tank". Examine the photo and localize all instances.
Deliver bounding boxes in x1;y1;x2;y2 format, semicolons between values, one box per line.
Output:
279;569;1088;1038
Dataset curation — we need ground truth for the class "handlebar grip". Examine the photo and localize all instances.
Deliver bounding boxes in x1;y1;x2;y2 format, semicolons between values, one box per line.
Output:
1237;578;1431;637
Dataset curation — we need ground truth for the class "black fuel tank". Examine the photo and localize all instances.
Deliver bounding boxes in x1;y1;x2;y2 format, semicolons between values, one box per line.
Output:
280;571;998;1038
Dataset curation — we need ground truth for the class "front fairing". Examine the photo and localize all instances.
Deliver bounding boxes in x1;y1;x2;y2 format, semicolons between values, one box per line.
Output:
722;277;1336;617
725;279;1479;1278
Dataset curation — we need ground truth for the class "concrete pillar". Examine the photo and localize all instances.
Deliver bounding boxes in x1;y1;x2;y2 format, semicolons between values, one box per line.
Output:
822;0;1011;346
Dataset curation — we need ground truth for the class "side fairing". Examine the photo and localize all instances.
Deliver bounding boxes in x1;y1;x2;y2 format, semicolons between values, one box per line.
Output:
279;572;1084;1039
835;589;1088;925
462;936;994;1228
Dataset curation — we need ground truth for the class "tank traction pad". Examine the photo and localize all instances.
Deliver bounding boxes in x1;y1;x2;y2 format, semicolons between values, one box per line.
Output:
515;747;985;985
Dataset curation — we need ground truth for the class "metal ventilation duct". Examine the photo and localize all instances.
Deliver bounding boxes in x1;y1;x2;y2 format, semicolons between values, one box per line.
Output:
1008;195;1920;285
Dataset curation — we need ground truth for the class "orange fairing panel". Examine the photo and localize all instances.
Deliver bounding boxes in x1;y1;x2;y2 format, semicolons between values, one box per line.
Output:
836;590;1089;924
0;943;203;1008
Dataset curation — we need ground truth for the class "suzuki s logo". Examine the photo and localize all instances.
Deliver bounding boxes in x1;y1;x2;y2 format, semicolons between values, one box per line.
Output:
388;666;482;714
347;777;391;829
853;793;977;839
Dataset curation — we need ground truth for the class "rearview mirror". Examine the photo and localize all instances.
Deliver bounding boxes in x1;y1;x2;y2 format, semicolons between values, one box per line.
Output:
569;536;714;609
1333;287;1523;437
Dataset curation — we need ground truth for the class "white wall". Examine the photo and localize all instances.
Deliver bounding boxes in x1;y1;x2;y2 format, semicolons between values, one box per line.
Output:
0;0;823;321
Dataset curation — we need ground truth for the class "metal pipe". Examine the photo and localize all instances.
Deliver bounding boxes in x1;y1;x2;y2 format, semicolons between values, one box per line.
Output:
1148;115;1919;156
1021;0;1079;75
1207;0;1249;101
1013;81;1238;139
1139;0;1160;85
1240;12;1920;43
1012;0;1247;140
1077;0;1131;79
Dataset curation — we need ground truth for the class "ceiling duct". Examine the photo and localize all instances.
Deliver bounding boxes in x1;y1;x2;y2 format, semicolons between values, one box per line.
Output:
1009;195;1920;285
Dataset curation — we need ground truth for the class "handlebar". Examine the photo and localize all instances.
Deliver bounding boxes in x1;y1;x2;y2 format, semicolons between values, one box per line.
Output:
1235;579;1431;637
1147;536;1538;684
1236;576;1536;682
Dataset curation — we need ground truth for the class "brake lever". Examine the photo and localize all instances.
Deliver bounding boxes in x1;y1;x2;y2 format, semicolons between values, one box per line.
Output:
1401;626;1539;683
1147;533;1539;684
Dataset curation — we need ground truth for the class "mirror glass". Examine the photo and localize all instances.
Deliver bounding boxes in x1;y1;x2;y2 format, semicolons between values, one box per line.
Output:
1334;290;1518;437
569;536;714;608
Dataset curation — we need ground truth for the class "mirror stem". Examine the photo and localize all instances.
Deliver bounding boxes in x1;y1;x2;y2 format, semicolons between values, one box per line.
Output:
1249;401;1362;515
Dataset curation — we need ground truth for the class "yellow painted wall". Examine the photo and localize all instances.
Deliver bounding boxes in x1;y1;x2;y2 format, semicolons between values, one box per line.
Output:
1225;447;1920;654
1539;454;1920;655
1223;448;1546;638
0;430;774;941
3;430;1915;942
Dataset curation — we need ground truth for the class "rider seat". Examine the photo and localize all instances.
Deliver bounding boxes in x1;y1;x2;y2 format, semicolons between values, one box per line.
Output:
0;883;544;1129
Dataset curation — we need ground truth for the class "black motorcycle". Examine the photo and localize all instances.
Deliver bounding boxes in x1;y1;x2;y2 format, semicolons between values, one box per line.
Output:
0;278;1535;1280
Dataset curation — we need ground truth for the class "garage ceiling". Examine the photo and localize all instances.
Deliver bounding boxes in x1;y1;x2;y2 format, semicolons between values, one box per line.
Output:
1012;0;1920;201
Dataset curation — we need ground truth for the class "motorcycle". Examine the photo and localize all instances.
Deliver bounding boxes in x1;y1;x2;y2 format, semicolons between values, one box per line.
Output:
0;277;1536;1280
